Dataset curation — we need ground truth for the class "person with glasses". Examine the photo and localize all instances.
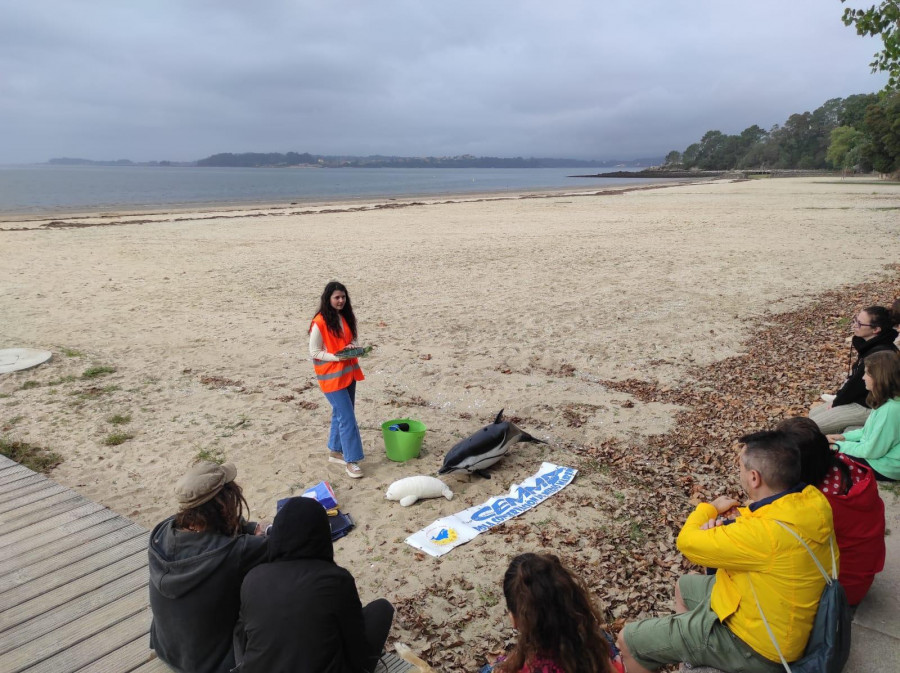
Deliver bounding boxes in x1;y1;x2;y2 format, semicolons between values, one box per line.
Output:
809;304;899;434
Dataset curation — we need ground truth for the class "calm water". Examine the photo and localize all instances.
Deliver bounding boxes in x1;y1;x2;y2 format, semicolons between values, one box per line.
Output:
0;164;660;215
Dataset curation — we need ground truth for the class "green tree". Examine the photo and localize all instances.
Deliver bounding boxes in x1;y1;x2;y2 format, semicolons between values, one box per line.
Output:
665;150;682;166
826;125;867;170
838;93;880;127
682;143;701;168
863;91;900;173
694;130;732;169
842;1;900;89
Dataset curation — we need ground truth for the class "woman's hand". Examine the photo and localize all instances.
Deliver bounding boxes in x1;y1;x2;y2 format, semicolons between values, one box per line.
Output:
826;434;845;444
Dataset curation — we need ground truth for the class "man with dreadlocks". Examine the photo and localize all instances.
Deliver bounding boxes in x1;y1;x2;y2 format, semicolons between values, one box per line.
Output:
149;461;268;673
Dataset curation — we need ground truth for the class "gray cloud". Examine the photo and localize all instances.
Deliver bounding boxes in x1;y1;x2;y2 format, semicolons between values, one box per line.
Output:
0;0;890;163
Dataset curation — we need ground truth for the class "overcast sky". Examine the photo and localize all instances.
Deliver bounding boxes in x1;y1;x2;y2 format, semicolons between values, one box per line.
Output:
0;1;890;164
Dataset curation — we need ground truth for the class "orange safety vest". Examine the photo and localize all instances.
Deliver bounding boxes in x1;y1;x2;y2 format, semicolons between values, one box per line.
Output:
310;313;364;393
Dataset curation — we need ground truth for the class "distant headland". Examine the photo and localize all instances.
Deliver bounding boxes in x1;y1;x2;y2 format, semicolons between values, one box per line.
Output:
47;154;665;169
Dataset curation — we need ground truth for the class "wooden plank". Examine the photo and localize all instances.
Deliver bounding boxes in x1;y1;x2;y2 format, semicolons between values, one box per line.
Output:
0;524;147;593
71;634;158;673
0;484;79;516
0;515;130;577
0;500;103;543
127;658;172;673
0;567;148;655
0;506;116;557
0;480;64;507
0;475;49;500
0;550;147;629
0;588;149;673
0;468;37;488
0;491;87;530
13;608;152;673
0;459;24;474
0;536;147;610
0;484;76;513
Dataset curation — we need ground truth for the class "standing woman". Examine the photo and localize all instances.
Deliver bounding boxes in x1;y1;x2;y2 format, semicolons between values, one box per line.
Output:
810;303;899;434
309;281;366;478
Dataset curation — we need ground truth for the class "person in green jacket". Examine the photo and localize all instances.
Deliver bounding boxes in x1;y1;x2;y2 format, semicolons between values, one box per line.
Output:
828;350;900;481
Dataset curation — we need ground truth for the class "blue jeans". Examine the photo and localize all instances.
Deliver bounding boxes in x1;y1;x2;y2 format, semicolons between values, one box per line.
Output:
324;380;364;463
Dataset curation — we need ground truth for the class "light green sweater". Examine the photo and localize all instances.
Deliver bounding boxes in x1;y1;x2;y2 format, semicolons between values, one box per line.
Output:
837;397;900;480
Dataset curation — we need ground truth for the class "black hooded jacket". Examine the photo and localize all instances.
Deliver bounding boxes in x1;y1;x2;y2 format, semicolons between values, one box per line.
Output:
833;328;899;408
148;517;267;673
234;497;369;673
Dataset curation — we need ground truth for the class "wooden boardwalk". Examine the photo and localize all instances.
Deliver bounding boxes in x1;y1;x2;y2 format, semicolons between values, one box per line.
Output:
0;455;414;673
0;454;167;673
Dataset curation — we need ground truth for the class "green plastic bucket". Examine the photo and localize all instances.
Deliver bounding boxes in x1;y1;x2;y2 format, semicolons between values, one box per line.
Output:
381;418;427;462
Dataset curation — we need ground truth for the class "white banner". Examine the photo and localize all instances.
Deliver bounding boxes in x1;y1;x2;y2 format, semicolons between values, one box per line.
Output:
406;462;577;557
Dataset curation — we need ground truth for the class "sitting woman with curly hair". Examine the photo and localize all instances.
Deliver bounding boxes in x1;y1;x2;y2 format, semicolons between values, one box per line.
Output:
486;553;622;673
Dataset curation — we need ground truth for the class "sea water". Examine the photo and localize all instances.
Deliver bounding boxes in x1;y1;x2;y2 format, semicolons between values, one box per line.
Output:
0;164;662;215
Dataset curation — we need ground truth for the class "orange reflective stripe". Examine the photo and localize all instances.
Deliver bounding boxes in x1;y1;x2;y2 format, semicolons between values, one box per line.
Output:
315;361;361;382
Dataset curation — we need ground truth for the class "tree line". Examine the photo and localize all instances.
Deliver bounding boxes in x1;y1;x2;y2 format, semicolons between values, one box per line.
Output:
665;91;900;175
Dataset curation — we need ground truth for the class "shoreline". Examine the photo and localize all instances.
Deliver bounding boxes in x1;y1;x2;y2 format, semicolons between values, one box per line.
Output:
0;178;692;228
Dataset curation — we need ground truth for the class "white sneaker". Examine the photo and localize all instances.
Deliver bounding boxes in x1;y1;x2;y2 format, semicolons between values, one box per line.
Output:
345;462;363;478
328;451;346;465
821;393;836;403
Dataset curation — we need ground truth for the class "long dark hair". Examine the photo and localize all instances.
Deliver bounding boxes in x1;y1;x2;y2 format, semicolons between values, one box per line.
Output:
500;553;613;673
312;281;357;340
777;417;851;495
865;350;900;409
174;481;249;536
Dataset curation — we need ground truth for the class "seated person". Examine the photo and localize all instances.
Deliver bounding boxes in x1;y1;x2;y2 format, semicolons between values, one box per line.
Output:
149;461;268;673
485;553;622;673
810;304;898;434
778;417;885;605
234;496;394;673
829;350;900;481
617;431;835;673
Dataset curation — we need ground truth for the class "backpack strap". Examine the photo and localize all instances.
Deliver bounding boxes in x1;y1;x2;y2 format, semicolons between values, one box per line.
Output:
747;521;836;673
773;520;837;582
748;578;792;673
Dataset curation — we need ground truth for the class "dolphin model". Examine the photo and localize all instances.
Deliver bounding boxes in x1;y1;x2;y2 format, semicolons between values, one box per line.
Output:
438;409;545;479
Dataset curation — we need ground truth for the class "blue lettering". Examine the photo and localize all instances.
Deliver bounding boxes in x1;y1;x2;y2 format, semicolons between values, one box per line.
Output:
509;485;537;504
493;498;513;517
471;506;494;522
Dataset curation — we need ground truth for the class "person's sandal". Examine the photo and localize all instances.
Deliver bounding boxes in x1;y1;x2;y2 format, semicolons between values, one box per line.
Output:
345;462;363;478
327;451;346;465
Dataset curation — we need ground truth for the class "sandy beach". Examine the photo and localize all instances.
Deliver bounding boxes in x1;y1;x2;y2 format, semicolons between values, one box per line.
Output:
2;177;900;669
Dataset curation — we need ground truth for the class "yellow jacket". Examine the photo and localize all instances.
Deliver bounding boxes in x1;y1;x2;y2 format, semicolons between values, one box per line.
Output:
676;486;836;663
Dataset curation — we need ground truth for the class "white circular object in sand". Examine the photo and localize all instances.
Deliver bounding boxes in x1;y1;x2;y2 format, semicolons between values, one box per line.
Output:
0;348;53;374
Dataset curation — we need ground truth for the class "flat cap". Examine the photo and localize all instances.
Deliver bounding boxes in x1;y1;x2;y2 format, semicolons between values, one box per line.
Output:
175;461;237;510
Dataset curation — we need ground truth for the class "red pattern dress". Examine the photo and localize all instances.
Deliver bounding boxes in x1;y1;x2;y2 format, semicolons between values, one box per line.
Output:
815;453;886;605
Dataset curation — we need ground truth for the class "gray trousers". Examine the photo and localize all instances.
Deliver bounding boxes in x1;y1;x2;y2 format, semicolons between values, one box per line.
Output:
809;402;870;435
